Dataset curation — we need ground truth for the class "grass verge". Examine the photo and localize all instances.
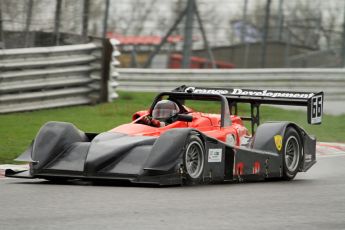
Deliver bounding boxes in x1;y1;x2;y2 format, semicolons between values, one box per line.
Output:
0;91;344;163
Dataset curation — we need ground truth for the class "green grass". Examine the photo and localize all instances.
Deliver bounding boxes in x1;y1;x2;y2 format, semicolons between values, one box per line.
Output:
0;91;344;163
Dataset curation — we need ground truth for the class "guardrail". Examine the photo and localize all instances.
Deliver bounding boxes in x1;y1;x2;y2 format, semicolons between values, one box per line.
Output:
117;68;345;101
0;41;118;113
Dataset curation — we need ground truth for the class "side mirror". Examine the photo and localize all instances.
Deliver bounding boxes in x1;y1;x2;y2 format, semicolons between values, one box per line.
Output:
177;114;193;122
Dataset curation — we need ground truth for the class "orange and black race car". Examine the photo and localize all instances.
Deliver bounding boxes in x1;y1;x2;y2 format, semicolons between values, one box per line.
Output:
6;85;324;185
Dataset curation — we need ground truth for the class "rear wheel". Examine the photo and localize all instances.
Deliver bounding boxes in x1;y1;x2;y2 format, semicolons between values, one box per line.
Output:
183;135;205;185
282;127;302;180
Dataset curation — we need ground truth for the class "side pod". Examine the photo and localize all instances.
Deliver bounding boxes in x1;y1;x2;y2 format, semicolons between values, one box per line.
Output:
252;122;316;173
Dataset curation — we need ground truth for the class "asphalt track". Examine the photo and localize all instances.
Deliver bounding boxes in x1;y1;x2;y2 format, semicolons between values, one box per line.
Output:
1;154;345;229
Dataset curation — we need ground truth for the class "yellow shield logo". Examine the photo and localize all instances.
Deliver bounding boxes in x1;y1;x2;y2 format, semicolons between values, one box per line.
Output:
274;135;283;151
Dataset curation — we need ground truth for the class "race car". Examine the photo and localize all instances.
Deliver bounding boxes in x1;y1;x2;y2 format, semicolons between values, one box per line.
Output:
6;85;324;185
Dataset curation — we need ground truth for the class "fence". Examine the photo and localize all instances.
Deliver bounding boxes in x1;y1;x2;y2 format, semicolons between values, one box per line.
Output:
117;68;345;101
0;41;118;113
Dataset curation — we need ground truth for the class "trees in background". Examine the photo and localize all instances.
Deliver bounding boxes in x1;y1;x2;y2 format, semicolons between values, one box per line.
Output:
232;0;343;49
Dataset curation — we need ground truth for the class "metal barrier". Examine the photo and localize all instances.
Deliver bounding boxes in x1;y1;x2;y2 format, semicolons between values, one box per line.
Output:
0;42;118;113
117;68;345;101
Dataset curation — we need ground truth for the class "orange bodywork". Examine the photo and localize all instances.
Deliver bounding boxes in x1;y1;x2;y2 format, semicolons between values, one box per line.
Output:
111;111;249;147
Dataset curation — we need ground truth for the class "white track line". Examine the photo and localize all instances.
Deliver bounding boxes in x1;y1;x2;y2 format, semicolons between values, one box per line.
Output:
316;142;345;158
0;164;28;179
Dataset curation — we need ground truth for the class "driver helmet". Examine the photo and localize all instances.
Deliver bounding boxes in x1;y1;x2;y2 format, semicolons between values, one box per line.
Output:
152;100;180;122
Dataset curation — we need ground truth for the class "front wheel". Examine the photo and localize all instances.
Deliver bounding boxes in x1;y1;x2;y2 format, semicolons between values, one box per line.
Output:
282;127;302;180
183;135;205;185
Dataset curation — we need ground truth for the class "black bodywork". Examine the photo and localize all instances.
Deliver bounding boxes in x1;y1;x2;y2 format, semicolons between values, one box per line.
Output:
6;86;322;185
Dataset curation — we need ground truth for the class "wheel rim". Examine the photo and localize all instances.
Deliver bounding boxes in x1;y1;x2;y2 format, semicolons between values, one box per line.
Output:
284;136;300;172
185;141;204;179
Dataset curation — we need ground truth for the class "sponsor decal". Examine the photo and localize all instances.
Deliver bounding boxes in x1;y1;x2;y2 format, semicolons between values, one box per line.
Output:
184;87;314;99
208;149;222;162
305;154;312;162
252;161;261;174
230;89;314;99
236;162;244;175
185;87;229;95
274;135;283;151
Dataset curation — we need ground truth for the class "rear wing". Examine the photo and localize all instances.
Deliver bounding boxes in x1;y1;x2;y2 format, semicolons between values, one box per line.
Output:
173;85;323;131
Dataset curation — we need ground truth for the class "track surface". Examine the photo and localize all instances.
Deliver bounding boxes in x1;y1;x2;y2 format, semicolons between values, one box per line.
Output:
1;154;345;230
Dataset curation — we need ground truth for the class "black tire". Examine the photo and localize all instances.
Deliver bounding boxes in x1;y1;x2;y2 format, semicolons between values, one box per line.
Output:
183;135;205;185
282;127;302;180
